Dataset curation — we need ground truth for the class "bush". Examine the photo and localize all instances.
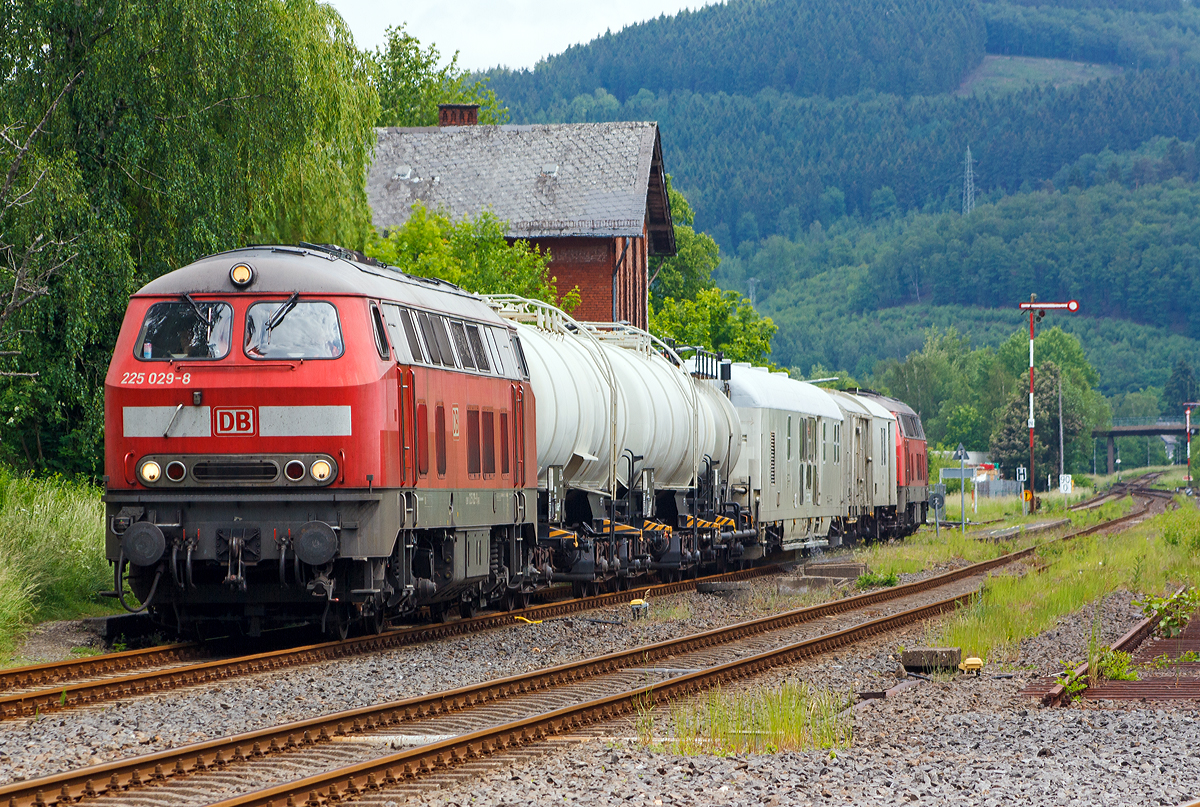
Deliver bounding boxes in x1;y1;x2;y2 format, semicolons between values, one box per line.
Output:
857;570;899;588
0;469;110;657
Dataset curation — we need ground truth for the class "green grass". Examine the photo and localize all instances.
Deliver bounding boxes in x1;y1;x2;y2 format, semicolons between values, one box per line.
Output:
649;597;692;623
0;469;111;660
658;681;852;756
926;499;1200;664
955;55;1122;98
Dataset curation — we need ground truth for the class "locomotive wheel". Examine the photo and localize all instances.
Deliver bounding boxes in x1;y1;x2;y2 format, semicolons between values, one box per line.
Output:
324;605;351;641
519;590;532;610
368;604;386;635
459;599;478;619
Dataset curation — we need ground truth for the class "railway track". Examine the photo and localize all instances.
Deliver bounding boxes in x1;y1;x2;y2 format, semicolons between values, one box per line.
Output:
0;549;1015;807
0;483;1168;807
0;565;781;719
7;483;1171;807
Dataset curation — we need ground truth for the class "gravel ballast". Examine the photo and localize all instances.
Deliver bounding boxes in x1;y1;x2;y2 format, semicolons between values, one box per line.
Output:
395;592;1198;807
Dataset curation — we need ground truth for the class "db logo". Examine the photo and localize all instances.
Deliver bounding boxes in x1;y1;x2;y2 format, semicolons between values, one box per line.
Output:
214;407;255;435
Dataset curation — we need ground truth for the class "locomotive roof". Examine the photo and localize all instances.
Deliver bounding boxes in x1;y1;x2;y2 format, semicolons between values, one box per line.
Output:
369;122;675;255
848;392;898;422
727;364;843;420
824;389;872;417
134;245;510;326
845;387;918;418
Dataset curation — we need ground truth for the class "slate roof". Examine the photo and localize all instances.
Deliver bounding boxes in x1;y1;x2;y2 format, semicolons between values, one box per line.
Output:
368;121;676;256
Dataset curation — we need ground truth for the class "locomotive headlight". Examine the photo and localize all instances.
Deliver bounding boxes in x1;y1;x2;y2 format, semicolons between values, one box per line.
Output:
139;460;162;483
310;459;333;482
229;262;255;288
284;460;307;481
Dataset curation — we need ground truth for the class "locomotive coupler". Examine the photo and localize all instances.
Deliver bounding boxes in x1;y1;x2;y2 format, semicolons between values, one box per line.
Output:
223;532;248;592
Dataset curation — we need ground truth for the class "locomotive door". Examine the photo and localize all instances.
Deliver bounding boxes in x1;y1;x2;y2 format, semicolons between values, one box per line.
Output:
511;383;525;488
399;368;417;487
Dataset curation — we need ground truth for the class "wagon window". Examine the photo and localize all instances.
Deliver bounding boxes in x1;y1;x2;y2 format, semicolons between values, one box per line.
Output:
245;300;343;360
450;321;475;370
136;300;233;361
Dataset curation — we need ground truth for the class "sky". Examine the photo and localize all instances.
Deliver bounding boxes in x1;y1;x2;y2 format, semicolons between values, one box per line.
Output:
326;0;710;71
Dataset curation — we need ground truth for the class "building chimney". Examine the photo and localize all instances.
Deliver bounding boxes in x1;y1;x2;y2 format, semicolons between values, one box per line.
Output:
438;104;479;127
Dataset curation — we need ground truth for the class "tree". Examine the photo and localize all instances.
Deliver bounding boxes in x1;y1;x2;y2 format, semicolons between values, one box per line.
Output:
365;203;578;311
374;25;507;127
990;362;1086;486
649;179;719;308
942;404;989;452
651;288;776;365
1163;358;1199;415
0;0;379;474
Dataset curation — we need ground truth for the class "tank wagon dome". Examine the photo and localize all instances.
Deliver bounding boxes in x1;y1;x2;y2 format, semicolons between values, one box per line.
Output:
727;363;843;421
135;245;509;326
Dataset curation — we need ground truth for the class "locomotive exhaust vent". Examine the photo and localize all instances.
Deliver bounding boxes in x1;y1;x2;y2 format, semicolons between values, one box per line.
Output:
192;460;279;482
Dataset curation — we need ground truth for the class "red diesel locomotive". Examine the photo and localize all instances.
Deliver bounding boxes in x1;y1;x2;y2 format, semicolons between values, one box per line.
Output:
854;390;929;535
105;245;537;637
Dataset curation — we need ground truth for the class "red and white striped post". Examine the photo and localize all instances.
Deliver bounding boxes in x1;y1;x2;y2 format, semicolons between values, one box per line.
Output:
1017;296;1079;509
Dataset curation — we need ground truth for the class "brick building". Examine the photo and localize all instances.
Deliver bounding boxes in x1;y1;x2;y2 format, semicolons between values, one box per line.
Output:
366;110;675;329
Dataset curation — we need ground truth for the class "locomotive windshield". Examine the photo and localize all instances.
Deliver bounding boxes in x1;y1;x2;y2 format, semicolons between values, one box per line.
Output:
244;299;344;359
135;300;233;360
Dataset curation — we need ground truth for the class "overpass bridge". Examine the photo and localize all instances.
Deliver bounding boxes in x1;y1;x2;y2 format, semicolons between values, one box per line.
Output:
1091;418;1198;474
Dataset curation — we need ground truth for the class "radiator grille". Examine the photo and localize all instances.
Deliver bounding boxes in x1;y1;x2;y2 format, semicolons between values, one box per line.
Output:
192;460;278;482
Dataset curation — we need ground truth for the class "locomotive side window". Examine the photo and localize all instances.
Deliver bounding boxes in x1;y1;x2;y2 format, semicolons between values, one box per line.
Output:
467;408;481;476
466;324;491;372
450;321;475;370
135;300;233;361
245;300;343;359
431;316;457;367
510;333;530;379
416;403;429;476
417;312;444;365
371;304;391;360
499;412;510;474
396;307;425;363
482;410;496;475
486;327;512;377
435;404;447;476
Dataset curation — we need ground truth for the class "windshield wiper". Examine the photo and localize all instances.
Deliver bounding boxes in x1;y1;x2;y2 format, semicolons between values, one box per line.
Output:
182;293;212;329
257;292;299;352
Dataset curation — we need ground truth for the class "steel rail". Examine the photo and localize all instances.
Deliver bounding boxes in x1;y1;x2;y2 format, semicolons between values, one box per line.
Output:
0;565;779;720
208;592;978;807
0;643;201;694
0;551;1021;807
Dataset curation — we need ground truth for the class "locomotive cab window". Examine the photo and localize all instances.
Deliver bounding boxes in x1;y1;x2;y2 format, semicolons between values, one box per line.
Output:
371;303;391;360
450;321;475;370
245;299;343;359
136;300;233;361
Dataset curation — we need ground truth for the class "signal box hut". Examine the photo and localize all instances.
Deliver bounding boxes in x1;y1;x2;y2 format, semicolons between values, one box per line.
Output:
366;108;675;331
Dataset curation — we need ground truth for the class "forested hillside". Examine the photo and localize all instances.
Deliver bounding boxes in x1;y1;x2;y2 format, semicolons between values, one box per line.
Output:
484;0;1200;411
486;0;985;112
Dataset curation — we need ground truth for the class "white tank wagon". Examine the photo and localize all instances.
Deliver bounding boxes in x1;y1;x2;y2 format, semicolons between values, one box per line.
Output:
824;389;897;545
726;364;845;555
485;296;748;586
